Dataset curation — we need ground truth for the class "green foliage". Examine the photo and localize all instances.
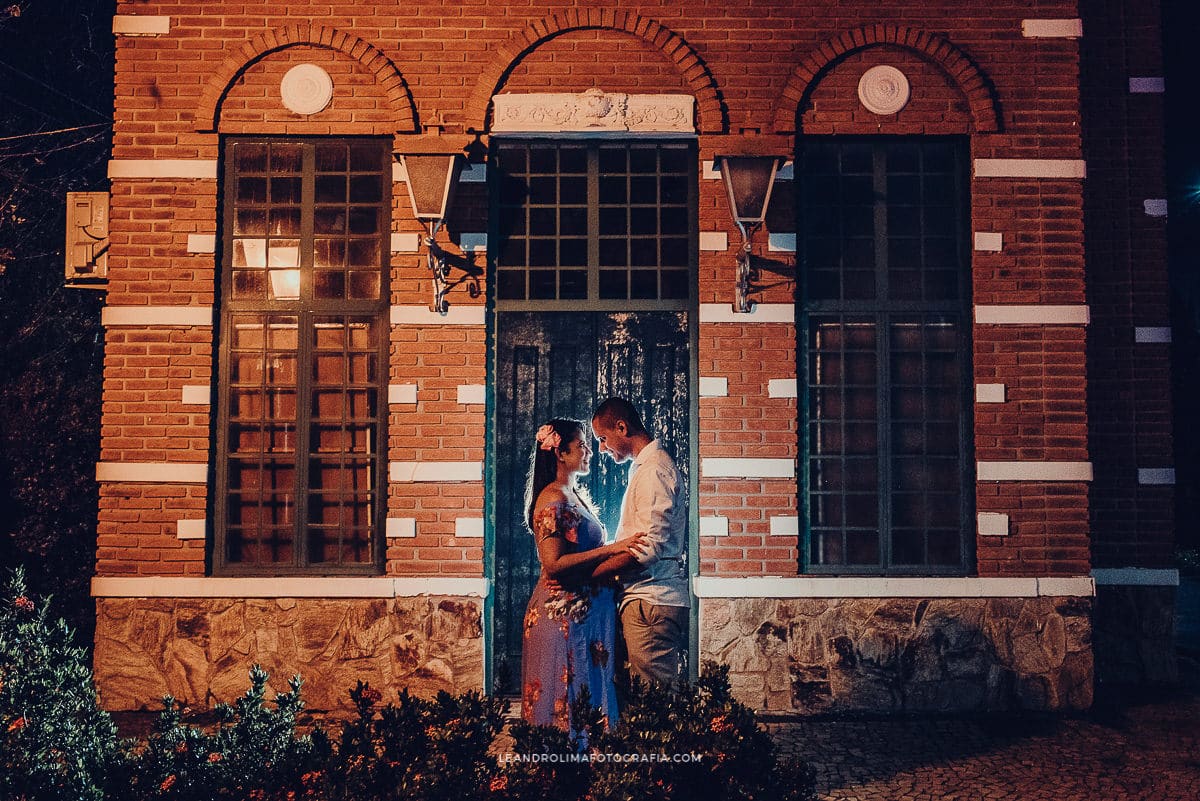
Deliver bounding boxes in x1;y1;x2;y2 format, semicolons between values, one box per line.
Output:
127;665;326;801
1;577;815;801
0;568;124;801
322;680;508;801
582;663;817;801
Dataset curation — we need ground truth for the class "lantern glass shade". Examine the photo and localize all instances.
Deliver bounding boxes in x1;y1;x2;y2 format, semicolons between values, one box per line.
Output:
716;155;783;226
400;154;464;221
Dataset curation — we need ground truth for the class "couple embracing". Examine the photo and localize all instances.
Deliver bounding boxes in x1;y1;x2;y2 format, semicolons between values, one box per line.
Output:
520;397;688;733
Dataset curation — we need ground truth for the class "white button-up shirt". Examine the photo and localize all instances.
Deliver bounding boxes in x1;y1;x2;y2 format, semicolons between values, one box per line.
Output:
614;439;689;609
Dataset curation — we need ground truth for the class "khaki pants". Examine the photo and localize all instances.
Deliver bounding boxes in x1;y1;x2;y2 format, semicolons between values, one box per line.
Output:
619;598;688;688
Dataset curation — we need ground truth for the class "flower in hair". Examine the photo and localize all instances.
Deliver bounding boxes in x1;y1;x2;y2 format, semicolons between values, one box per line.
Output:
535;424;562;451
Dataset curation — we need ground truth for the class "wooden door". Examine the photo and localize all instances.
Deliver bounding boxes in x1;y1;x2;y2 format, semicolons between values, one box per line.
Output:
493;310;689;685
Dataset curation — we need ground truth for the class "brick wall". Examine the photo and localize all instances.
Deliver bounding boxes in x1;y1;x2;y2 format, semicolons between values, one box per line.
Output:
1080;0;1174;569
97;0;1154;587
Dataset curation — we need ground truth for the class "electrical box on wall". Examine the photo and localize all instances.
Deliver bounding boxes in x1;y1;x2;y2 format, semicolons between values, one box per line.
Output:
64;191;109;287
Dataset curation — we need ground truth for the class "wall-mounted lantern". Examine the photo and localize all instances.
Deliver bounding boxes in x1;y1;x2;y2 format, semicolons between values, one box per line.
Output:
713;151;787;313
394;135;472;314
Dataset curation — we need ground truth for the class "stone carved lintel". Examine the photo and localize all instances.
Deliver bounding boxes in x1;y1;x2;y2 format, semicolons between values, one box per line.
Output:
492;89;694;134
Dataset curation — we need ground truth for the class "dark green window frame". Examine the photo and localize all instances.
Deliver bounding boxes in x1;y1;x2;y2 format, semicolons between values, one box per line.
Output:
212;136;390;576
489;139;697;312
798;137;975;575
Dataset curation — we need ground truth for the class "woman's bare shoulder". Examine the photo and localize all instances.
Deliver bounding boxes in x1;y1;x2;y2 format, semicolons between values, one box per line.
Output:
534;485;569;511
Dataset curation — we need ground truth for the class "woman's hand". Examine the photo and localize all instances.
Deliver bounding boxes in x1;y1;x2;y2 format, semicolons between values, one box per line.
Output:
609;531;648;558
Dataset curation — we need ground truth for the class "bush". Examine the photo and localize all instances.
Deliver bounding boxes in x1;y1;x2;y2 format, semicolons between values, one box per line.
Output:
1;573;816;801
321;680;507;801
0;568;124;801
580;663;817;801
126;665;327;801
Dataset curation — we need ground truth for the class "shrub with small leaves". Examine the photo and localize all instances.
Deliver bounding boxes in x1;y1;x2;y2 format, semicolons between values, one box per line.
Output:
583;662;817;801
322;680;508;801
126;665;327;801
0;568;126;801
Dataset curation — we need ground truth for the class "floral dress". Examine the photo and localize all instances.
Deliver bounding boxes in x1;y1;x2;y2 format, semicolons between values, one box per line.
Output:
520;499;618;736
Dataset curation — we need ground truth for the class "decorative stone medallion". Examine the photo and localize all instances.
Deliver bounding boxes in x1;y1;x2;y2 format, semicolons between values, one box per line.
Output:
280;63;334;115
857;65;911;116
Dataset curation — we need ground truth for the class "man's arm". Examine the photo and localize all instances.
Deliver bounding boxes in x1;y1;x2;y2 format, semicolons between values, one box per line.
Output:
623;464;677;566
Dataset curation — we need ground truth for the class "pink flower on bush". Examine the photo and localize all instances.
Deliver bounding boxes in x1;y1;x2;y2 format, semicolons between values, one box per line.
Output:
489;775;509;792
13;596;33;611
710;714;733;734
160;774;176;791
207;752;222;763
7;716;26;732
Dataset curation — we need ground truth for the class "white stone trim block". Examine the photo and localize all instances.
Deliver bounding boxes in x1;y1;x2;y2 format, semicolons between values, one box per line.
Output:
1144;198;1168;217
693;576;1094;598
181;385;210;405
458;233;487;253
108;159;217;179
699;232;729;251
389;461;483;482
112;15;171;36
389;384;418;405
176;519;206;540
768;379;798;398
699;516;729;536
699;303;794;324
1135;327;1172;344
102;306;214;327
91;576;491;598
96;462;208;483
1129;77;1165;94
390;305;485;325
975;383;1006;403
391;233;420;253
702;160;720;180
460;163;487;182
974;305;1090;325
186;234;216;254
701;458;794;478
457;384;486;405
973;232;1004;252
769;516;799;536
973;159;1087;179
699;377;728;397
1021;19;1083;38
977;461;1094;481
491;91;695;134
768;233;797;253
977;512;1010;536
1137;468;1176;485
392;162;407;183
455;518;485;538
1092;568;1179;587
386;517;417;538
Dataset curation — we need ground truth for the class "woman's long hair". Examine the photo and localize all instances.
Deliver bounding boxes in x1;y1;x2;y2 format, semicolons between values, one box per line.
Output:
523;418;586;531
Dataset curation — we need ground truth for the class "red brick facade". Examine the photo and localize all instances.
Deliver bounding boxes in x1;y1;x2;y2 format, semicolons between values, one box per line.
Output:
92;1;1174;710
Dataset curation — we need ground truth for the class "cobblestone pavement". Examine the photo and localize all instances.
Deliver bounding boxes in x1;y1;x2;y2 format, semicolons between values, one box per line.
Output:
767;670;1200;801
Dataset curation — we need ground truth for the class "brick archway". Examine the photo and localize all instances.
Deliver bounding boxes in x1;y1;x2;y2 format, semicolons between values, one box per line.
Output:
464;10;727;134
771;25;1002;134
194;23;417;133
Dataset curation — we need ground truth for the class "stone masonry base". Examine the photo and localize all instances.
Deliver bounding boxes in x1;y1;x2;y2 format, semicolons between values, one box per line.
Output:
699;597;1094;713
1093;584;1178;685
93;597;484;711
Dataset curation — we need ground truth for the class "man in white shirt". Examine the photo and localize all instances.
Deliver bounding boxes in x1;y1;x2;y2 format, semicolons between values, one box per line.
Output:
590;397;689;688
